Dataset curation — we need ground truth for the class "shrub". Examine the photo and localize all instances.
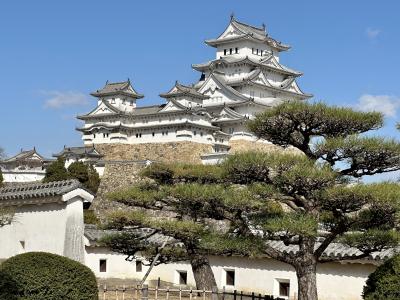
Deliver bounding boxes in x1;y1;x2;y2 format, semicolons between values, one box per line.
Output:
68;161;89;183
84;209;99;225
43;158;70;182
363;255;400;300
0;168;3;187
0;252;98;300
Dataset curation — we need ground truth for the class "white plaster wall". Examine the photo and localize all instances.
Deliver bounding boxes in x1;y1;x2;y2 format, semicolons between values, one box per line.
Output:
2;171;45;183
84;249;374;300
0;202;68;259
85;247;142;279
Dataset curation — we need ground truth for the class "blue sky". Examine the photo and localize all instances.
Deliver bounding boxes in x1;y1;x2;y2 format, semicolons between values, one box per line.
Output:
1;0;400;179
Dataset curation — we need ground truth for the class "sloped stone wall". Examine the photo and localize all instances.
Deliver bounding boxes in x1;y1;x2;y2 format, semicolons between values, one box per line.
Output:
229;139;283;153
90;162;145;218
95;142;213;164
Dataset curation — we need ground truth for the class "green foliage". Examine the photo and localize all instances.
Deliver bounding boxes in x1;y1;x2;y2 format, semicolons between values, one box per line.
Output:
247;102;383;156
140;163;223;184
44;160;100;193
68;162;100;193
363;255;400;300
340;230;400;253
68;161;89;183
0;208;14;227
0;252;98;300
83;209;99;225
262;212;319;237
86;165;101;193
316;136;400;177
43;158;70;182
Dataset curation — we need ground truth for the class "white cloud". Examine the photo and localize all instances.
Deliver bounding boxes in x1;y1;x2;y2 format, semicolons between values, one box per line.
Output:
42;90;89;109
366;27;380;39
355;94;400;117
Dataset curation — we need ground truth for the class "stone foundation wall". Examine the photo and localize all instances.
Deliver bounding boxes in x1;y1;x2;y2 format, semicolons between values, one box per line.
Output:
90;162;145;217
95;142;213;164
229;139;284;153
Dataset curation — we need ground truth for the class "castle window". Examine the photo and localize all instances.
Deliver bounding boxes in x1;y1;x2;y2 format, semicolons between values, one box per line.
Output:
224;49;227;55
229;48;232;55
152;132;155;137
252;48;254;54
256;49;259;55
260;50;263;56
93;134;96;138
278;280;290;298
136;260;143;272
225;269;235;286
194;131;197;136
177;271;187;285
200;132;203;137
235;47;238;54
139;133;142;138
136;133;139;138
99;259;107;273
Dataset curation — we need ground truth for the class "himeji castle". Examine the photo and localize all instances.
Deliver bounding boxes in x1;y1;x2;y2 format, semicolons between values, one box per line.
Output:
77;16;311;161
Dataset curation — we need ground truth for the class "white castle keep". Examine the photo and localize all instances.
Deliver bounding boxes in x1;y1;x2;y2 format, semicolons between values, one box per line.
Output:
77;16;311;156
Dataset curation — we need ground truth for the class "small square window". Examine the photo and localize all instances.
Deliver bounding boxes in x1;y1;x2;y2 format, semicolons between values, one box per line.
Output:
178;271;187;285
136;260;142;272
99;259;107;273
279;281;290;297
225;270;235;286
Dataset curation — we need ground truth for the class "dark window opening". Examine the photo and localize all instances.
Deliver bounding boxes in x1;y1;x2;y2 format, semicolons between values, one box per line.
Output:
279;282;290;297
99;259;107;273
229;48;232;54
136;260;142;272
152;132;155;137
235;47;238;54
178;271;187;285
226;270;235;286
224;49;227;55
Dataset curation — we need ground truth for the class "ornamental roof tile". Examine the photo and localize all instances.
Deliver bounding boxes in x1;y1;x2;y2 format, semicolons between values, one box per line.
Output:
192;55;302;76
0;179;82;201
205;17;290;51
1;149;52;164
160;81;209;100
91;80;144;99
53;146;103;158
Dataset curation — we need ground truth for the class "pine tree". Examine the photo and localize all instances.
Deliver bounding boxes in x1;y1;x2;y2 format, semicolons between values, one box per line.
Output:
105;102;400;299
43;158;70;182
104;174;258;290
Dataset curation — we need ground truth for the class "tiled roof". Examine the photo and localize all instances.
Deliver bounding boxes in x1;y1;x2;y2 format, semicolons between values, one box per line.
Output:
266;240;395;261
53;146;103;158
84;224;171;246
1;149;52;164
91;80;144;99
160;82;209;100
0;180;82;201
84;225;395;261
205;17;290;51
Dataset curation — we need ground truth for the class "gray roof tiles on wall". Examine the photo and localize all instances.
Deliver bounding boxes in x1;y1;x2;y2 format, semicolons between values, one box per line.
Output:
0;180;82;201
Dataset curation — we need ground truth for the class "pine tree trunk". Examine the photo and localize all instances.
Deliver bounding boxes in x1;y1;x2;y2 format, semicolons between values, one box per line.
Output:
295;260;318;300
190;254;217;290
